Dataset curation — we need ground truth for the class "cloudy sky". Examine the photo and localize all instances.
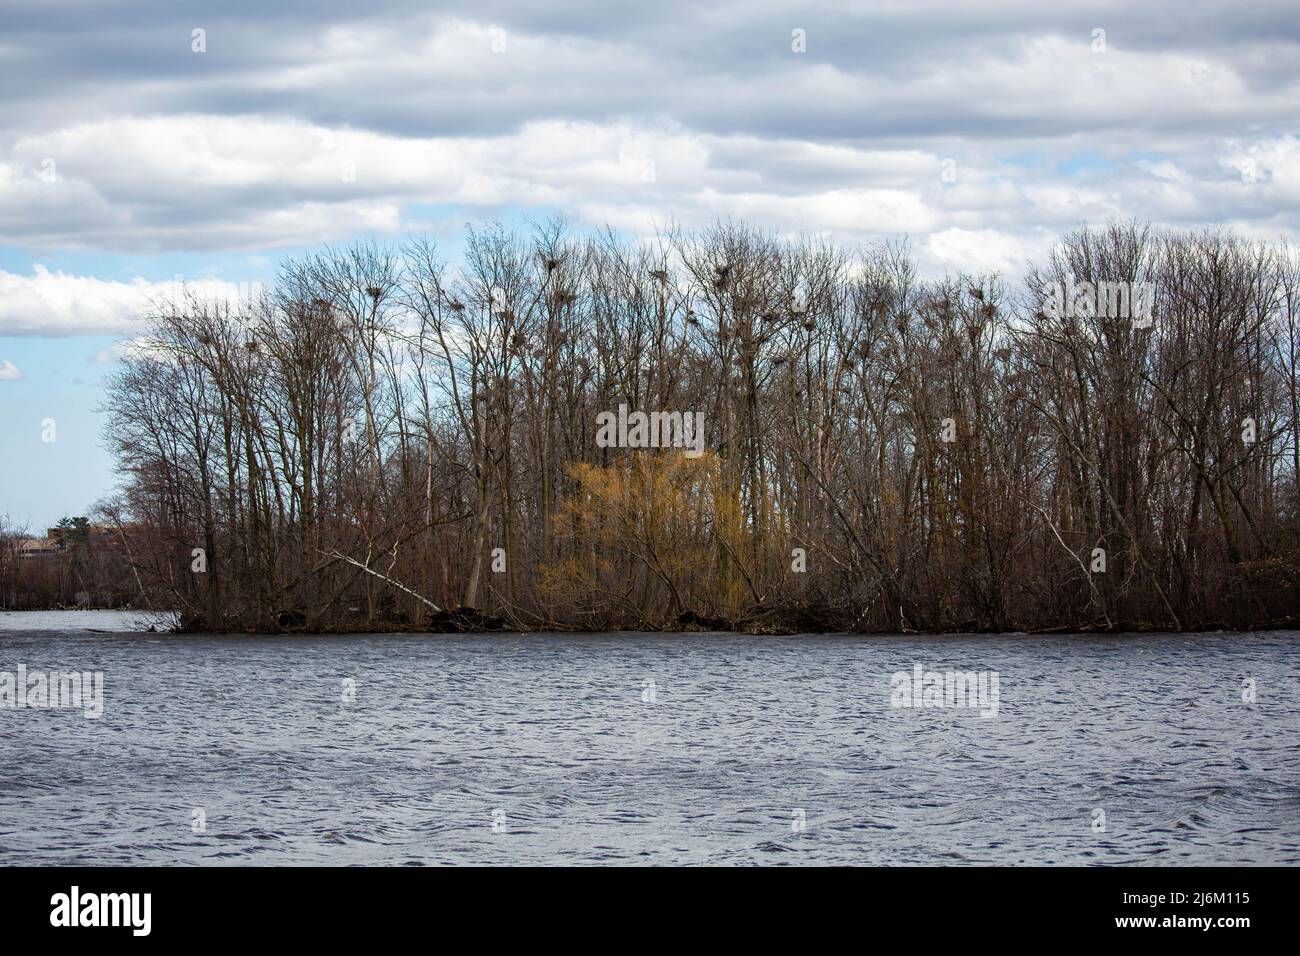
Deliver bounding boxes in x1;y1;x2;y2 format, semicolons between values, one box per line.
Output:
1;0;1297;528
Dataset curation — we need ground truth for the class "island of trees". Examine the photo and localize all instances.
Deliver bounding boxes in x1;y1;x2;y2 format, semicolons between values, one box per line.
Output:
7;218;1298;634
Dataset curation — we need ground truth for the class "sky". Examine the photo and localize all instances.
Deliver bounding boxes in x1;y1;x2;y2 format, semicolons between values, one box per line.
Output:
0;0;1297;530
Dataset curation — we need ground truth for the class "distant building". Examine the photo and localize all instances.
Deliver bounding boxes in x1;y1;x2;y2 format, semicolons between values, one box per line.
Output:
10;524;122;561
45;524;116;549
17;538;59;560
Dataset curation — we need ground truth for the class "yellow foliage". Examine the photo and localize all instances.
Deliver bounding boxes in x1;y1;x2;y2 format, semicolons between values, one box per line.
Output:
539;450;726;625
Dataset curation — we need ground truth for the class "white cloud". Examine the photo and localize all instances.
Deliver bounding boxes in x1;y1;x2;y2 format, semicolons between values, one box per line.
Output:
0;265;260;336
0;3;1297;332
91;341;133;364
91;336;174;365
0;266;153;336
0;359;23;381
6;112;1297;264
926;227;1054;277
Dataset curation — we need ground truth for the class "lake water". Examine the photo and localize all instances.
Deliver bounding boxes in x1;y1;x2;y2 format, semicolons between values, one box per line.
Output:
1;610;1297;865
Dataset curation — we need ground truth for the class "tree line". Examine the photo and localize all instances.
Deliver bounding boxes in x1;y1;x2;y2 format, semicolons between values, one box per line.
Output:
0;516;140;610
94;218;1300;632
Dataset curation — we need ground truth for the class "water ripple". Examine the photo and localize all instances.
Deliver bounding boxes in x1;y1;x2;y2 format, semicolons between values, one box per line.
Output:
0;617;1297;864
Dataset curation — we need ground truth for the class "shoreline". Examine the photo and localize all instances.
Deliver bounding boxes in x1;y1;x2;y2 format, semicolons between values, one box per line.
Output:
4;607;1297;637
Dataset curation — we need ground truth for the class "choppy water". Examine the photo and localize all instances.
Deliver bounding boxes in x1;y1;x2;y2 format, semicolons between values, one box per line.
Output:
1;610;1297;865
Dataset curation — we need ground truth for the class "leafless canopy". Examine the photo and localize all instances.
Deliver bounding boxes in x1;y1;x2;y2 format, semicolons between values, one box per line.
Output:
92;219;1300;632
